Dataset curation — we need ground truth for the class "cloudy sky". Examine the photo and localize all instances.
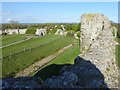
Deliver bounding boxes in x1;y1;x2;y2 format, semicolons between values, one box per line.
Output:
2;2;118;23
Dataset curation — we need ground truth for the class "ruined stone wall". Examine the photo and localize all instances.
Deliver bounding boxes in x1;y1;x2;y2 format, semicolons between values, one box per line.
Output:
80;13;118;88
2;14;119;89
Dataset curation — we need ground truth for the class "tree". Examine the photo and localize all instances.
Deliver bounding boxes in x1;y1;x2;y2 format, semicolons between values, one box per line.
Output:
76;23;81;31
9;20;20;34
2;24;7;35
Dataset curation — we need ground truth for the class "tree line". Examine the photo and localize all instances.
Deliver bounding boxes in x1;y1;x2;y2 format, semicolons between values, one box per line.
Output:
1;23;80;32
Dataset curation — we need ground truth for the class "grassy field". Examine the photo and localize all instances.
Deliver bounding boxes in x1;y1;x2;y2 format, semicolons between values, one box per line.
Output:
2;35;75;78
2;35;27;46
33;42;80;80
2;34;63;57
2;34;119;80
33;37;120;80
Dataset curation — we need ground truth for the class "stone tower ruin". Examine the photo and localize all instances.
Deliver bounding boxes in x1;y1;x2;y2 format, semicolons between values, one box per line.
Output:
80;13;118;88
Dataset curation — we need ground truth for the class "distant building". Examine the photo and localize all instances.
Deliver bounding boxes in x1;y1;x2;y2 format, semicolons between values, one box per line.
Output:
19;29;27;34
61;25;66;31
35;29;46;36
55;25;67;36
54;25;57;28
55;29;67;36
0;30;2;34
1;29;19;35
0;29;27;35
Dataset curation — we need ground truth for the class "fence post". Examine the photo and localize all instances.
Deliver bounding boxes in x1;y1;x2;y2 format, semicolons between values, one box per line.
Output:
24;48;25;52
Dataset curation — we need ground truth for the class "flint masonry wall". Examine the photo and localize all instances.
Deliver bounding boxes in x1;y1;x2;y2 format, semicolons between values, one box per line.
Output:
2;13;119;89
80;13;118;88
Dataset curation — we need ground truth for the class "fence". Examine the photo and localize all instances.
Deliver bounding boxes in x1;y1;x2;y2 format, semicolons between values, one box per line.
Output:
2;37;64;60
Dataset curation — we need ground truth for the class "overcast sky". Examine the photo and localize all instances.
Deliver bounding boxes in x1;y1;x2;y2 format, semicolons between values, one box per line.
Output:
2;2;118;23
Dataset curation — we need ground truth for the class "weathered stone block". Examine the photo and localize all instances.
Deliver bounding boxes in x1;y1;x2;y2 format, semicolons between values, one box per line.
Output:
80;13;118;88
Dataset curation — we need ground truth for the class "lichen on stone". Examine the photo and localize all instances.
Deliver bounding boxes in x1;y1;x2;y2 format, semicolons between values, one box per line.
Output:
80;13;118;88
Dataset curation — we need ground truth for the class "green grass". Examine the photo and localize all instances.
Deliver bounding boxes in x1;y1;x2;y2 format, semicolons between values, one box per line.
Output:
33;37;120;80
2;36;75;78
2;35;63;57
26;27;36;34
49;29;57;34
2;35;27;46
33;42;80;80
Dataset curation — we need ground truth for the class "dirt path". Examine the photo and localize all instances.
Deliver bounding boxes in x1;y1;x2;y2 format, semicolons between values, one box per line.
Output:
15;44;73;78
0;38;31;49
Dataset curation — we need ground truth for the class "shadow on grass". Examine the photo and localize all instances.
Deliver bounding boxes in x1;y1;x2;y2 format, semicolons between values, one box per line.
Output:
34;64;71;80
2;56;109;89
